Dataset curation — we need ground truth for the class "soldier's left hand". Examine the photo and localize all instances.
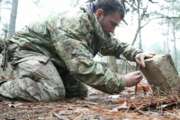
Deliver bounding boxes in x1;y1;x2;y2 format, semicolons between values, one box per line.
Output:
135;52;155;68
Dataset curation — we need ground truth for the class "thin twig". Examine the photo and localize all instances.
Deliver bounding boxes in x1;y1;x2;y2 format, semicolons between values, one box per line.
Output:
131;102;149;116
53;112;69;120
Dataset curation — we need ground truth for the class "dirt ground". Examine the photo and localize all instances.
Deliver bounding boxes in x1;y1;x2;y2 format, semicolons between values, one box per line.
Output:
1;86;180;120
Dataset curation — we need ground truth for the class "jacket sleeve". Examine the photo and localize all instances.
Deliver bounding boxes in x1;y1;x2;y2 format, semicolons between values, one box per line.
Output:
100;35;143;61
54;37;125;94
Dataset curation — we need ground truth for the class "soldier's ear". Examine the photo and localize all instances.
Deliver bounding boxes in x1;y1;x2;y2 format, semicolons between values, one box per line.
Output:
95;9;104;18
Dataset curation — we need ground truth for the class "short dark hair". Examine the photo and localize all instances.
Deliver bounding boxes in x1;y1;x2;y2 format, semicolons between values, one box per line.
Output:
94;0;125;18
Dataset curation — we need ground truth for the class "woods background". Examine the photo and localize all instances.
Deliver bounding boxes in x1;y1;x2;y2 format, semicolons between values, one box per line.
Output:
1;0;180;73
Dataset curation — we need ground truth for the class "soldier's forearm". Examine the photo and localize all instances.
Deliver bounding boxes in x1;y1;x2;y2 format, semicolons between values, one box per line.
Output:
70;57;125;94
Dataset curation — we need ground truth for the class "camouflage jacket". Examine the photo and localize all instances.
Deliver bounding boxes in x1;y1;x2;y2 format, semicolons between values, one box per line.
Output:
8;5;142;94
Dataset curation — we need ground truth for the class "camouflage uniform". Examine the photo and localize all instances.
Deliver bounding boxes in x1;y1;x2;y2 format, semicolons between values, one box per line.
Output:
0;5;142;101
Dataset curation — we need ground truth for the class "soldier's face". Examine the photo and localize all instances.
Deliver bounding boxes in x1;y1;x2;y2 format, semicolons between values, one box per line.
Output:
96;9;122;33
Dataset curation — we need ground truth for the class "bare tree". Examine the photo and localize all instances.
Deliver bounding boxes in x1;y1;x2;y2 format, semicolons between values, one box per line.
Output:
172;21;177;66
108;56;118;72
8;0;18;37
127;0;151;48
0;0;2;22
171;1;178;67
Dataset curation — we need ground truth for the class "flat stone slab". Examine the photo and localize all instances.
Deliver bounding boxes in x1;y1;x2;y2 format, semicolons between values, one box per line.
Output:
141;54;180;95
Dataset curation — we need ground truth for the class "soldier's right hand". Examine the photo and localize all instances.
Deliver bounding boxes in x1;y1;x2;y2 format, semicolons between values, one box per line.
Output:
122;71;143;87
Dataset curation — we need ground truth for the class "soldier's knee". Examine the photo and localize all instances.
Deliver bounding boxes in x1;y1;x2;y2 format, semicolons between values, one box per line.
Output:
18;78;66;101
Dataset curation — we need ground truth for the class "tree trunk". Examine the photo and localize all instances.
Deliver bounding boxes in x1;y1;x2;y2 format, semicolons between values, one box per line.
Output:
172;1;178;68
108;56;118;72
172;21;177;67
0;0;2;22
131;0;142;48
8;0;18;37
137;0;142;49
141;54;180;95
163;7;170;54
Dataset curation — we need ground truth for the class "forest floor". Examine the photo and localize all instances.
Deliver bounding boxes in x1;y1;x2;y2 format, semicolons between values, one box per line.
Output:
1;85;180;120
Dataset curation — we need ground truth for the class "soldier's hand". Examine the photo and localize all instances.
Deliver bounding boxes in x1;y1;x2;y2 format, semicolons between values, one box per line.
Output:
135;52;155;68
123;71;143;87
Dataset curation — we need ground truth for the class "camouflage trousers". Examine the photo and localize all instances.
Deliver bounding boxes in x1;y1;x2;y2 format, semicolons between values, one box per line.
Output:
0;51;87;101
